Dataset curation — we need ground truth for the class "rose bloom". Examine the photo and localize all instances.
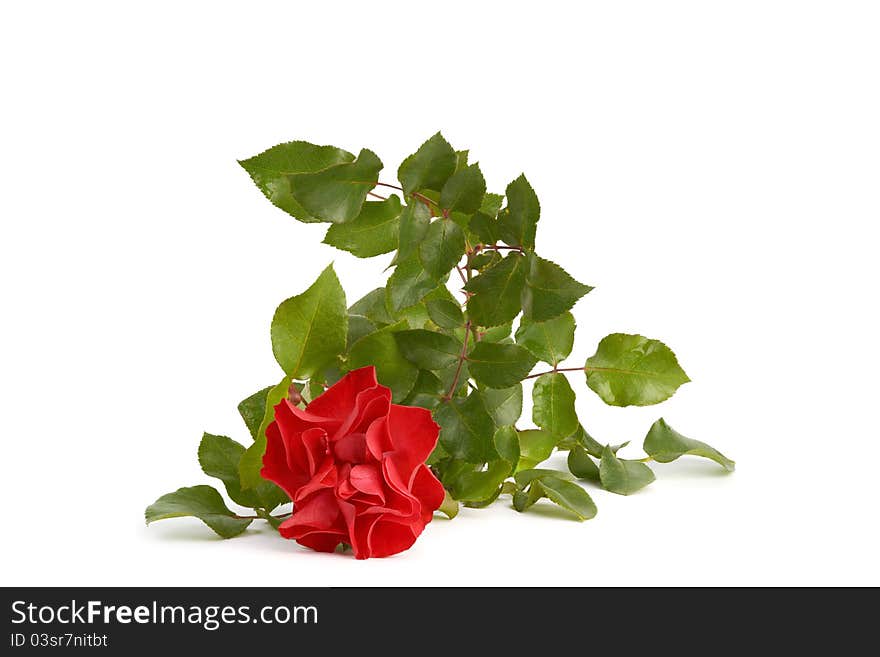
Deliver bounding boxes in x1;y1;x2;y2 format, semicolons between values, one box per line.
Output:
261;366;445;559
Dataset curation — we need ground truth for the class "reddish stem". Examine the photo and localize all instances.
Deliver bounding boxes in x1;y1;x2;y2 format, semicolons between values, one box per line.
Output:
523;366;585;380
443;321;471;401
373;181;437;211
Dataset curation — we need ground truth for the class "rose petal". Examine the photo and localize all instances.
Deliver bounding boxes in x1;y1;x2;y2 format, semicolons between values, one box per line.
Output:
333;432;367;464
273;402;315;475
350;512;381;560
306;367;379;419
288;403;342;432
336;478;358;499
387;404;440;475
333;385;391;441
365;518;419;559
279;498;347;553
284;490;340;531
291;530;346;553
337;499;362;557
293;456;338;504
300;427;329;475
365;416;392;461
349;464;385;501
410;464;445;523
261;420;310;499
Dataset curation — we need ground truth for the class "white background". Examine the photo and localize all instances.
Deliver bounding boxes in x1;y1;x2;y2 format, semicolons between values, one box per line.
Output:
2;1;878;586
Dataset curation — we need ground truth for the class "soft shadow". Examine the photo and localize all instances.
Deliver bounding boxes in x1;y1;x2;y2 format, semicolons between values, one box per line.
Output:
143;523;227;543
651;459;736;480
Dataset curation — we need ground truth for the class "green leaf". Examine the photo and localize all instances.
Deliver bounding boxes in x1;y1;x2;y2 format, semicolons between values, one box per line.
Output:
498;174;540;249
435;391;496;464
396;201;431;262
514;468;575;487
599;445;656;495
198;433;287;511
481;322;514;342
491;425;520;467
469;213;499;245
467;342;537;388
561;423;628;459
426;298;464;329
434;358;470;398
643;418;735;472
481;192;504;217
446;459;511;503
348;322;418;402
533;476;597;520
238;141;355;223
481;384;523;426
402;369;445;410
387;255;439;312
393;329;462;370
439;163;486;214
532;373;578;439
517;429;557;471
567;445;600;482
237;386;272;440
322;196;402;257
145;486;252;538
398;132;457;194
349;288;395;325
271;264;347;379
419;219;465;280
522;254;593;321
437;490;459;519
515;312;575;366
513;483;544;512
585;333;690;407
288;148;383;223
347;314;376;349
575;424;605;457
239;376;291;489
394;298;431;329
464;254;526;327
468;251;500;271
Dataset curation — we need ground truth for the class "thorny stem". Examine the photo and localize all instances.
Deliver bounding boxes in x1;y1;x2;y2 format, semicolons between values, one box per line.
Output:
443;320;471;401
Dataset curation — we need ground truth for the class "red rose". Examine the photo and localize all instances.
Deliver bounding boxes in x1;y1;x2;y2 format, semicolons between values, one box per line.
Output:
261;366;445;559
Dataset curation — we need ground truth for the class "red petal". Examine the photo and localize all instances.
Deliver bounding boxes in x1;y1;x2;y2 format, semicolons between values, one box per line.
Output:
288;403;342;433
307;367;379;419
333;432;367;463
280;490;350;554
293;456;338;504
365;416;392;461
349;464;385;501
261;420;310;499
387;404;440;475
349;512;380;560
300;427;329;476
365;518;420;559
333;386;391;441
410;464;445;523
